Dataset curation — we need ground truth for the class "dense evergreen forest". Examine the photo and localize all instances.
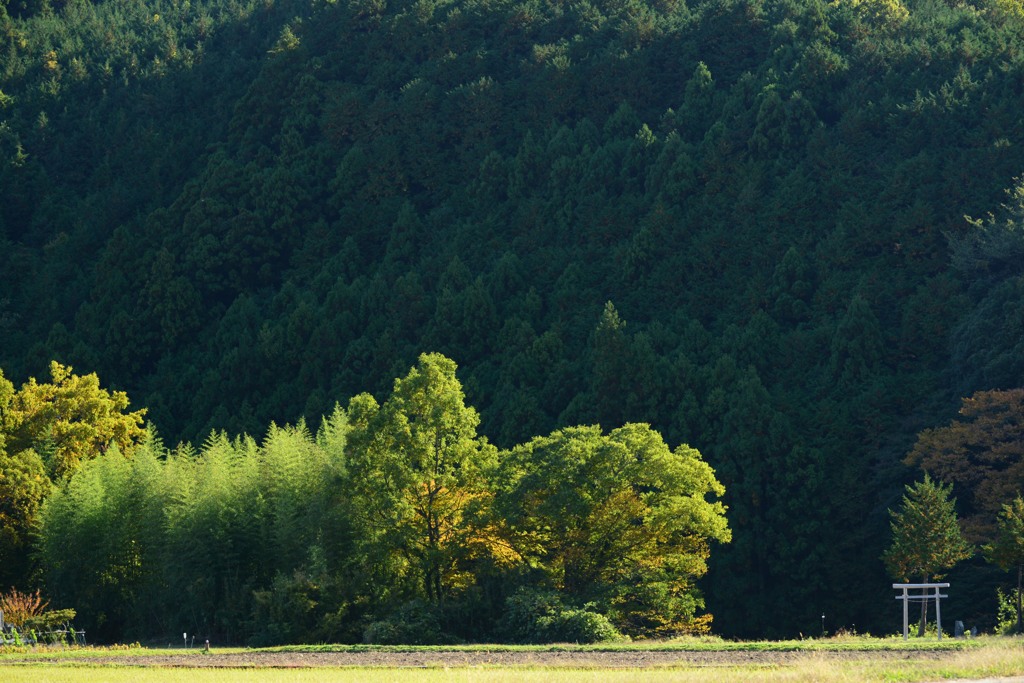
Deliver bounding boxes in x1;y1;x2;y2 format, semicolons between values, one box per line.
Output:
2;0;1024;641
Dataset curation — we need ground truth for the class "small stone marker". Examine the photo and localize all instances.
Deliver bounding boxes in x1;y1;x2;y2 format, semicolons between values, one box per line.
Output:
954;620;964;638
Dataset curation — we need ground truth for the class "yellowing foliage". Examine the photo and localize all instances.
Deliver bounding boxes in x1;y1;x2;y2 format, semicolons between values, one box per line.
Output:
0;588;48;628
346;353;499;603
834;0;909;31
907;389;1024;543
992;0;1024;17
496;424;731;637
8;361;147;480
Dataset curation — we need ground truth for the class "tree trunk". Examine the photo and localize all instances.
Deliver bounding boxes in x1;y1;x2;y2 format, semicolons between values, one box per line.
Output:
917;575;928;637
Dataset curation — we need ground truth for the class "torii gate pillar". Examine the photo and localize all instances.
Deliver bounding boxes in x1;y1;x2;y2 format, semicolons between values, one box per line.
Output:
893;583;949;640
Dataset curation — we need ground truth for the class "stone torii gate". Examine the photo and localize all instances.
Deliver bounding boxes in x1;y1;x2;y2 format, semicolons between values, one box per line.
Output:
893;582;949;640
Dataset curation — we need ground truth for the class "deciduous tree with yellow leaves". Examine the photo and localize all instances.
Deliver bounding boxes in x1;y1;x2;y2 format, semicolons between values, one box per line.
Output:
345;353;500;604
6;361;147;480
495;423;731;636
0;361;146;588
0;369;49;589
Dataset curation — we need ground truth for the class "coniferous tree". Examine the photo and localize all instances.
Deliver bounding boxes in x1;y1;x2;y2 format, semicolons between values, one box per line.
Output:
7;0;1024;638
883;475;973;637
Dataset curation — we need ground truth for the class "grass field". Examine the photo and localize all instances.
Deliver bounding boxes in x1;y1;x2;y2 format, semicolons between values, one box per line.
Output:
0;637;1020;682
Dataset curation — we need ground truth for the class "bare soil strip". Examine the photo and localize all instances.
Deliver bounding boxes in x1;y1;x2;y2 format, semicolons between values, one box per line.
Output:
8;649;957;668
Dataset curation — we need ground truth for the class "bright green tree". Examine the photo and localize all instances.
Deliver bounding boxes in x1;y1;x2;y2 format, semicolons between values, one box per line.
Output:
0;447;49;590
7;361;147;480
883;475;973;636
0;368;50;589
346;353;499;604
0;369;15;443
984;496;1024;634
495;423;730;636
36;439;169;641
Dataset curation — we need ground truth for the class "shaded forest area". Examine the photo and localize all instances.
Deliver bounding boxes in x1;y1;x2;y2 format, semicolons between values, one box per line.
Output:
3;0;1024;639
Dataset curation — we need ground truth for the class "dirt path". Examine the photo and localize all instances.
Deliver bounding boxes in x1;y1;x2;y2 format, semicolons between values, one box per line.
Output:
10;648;958;668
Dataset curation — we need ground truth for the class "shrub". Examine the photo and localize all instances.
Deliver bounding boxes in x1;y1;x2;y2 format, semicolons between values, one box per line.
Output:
362;600;460;645
498;589;624;644
0;589;48;628
497;589;562;643
23;607;77;632
996;587;1021;635
539;607;623;643
248;571;319;647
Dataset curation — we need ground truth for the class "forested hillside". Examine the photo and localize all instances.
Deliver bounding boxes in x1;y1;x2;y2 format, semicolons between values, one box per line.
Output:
3;0;1024;639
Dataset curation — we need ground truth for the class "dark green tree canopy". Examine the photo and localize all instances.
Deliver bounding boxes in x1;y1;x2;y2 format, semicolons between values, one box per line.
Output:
3;0;1024;638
